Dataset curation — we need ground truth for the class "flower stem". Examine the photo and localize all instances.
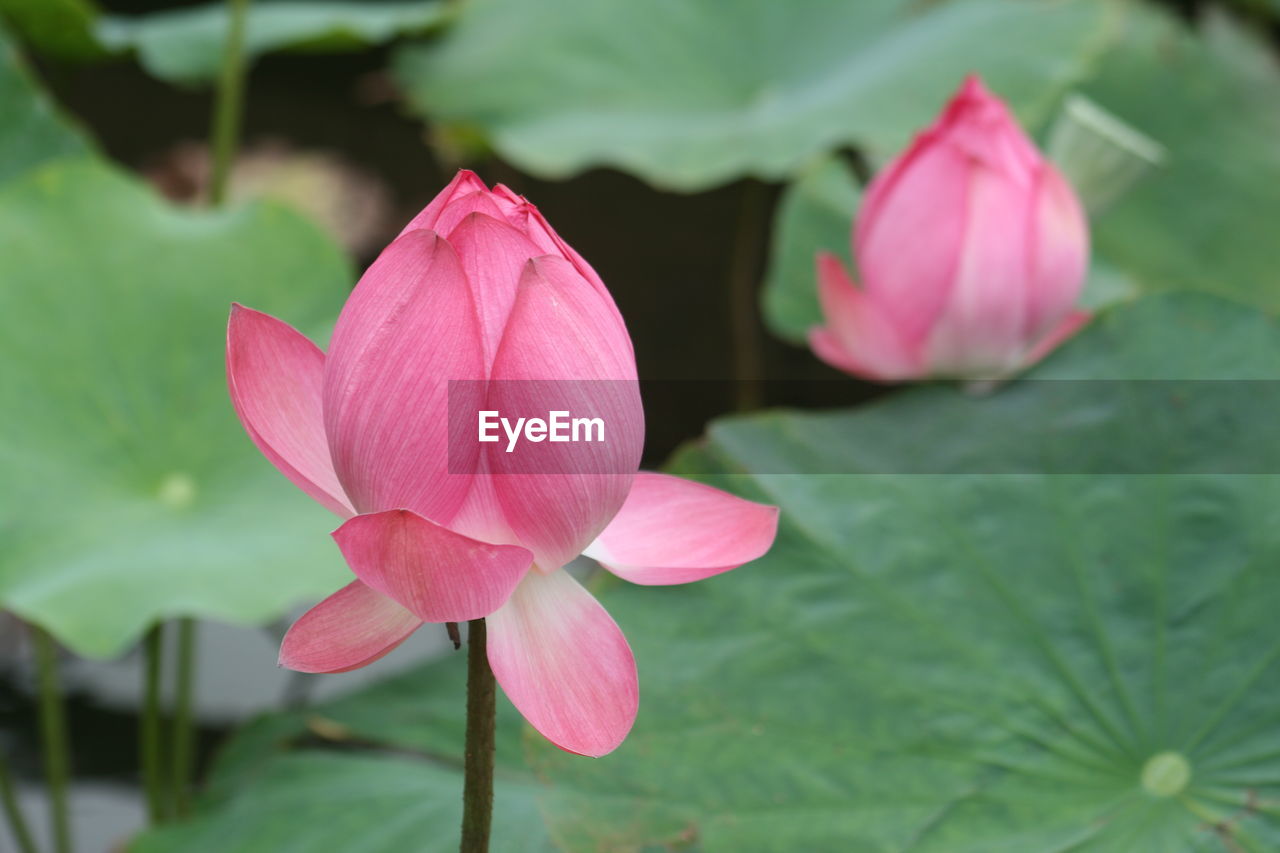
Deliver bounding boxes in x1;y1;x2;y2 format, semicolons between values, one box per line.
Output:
171;618;197;817
208;0;251;207
729;180;768;411
32;626;71;853
459;618;495;853
1;734;38;853
141;623;168;824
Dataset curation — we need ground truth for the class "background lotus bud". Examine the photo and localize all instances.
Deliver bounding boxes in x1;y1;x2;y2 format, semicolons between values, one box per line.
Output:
809;75;1091;381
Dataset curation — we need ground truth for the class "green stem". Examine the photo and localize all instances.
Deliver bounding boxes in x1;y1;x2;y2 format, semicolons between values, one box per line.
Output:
728;181;768;411
0;748;38;853
32;626;71;853
171;618;197;817
459;619;495;853
141;624;167;824
159;0;252;820
208;0;252;206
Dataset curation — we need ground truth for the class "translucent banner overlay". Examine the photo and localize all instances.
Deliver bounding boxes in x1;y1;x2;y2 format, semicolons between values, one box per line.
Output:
451;380;1280;475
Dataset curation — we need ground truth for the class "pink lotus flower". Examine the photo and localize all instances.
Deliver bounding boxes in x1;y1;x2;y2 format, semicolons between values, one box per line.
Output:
810;75;1091;381
227;171;778;756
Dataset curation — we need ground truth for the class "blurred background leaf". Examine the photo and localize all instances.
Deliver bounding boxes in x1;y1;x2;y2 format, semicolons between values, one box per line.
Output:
394;0;1113;191
0;159;352;658
526;294;1280;850
0;25;93;185
0;0;105;61
1078;5;1280;314
2;0;450;84
98;0;451;85
760;155;860;343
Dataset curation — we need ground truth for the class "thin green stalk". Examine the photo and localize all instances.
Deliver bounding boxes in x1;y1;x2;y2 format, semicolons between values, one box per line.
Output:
32;626;71;853
0;748;38;853
459;619;495;853
208;0;252;206
141;624;167;824
171;618;197;817
158;0;253;819
728;181;768;411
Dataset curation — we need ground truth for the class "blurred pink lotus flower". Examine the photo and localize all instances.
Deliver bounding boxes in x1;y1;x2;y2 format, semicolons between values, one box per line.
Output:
227;171;778;756
810;75;1091;381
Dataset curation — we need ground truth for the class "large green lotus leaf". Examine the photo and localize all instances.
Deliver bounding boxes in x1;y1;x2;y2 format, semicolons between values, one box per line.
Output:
97;0;449;86
394;0;1111;191
761;154;1140;343
131;752;552;853
131;650;555;852
1079;7;1280;314
0;159;353;658
0;25;91;185
529;294;1280;851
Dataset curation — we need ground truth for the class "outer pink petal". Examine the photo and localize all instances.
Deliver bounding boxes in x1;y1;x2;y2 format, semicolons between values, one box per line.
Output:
584;473;778;585
1025;165;1089;342
855;134;970;344
332;509;531;623
397;170;490;235
323;230;484;520
445;212;544;368
487;569;637;757
486;256;643;570
226;304;353;517
809;253;920;381
279;580;422;673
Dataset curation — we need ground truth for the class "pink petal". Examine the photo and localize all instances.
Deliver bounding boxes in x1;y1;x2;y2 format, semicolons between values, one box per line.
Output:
1025;165;1089;342
484;256;643;570
923;162;1036;376
584;473;778;585
487;569;637;757
940;75;1042;180
854;130;970;345
430;191;511;242
444;212;544;367
397;170;490;236
279;580;422;673
809;253;919;381
497;187;619;307
323;230;484;521
332;509;532;623
226;305;353;517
